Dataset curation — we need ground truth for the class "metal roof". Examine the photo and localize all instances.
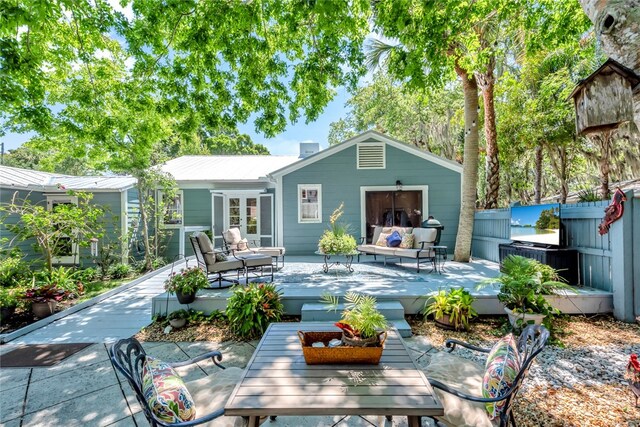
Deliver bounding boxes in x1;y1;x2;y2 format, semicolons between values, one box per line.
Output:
0;165;136;191
160;155;299;182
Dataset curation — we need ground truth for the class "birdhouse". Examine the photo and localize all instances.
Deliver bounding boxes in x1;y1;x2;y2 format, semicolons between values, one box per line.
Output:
569;58;640;136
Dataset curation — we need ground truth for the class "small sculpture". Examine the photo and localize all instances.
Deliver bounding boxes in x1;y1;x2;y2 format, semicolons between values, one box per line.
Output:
598;188;627;235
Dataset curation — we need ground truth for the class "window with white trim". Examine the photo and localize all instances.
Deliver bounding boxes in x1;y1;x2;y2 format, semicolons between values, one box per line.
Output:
298;184;322;223
159;190;183;227
46;194;79;264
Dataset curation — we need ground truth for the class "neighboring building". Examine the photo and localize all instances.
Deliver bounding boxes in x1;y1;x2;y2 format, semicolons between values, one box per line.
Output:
160;130;462;257
0;165;139;265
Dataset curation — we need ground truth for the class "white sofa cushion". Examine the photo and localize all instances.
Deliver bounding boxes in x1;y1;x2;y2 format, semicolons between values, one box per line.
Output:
412;228;438;249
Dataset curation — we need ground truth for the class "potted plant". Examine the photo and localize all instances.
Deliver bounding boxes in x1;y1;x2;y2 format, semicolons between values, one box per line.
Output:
423;288;477;331
22;282;68;318
164;266;208;304
167;309;189;328
322;292;388;346
318;203;357;255
478;255;569;328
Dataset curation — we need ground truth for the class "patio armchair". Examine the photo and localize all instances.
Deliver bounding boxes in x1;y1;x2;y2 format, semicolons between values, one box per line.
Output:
191;232;273;287
222;227;286;269
109;337;245;427
422;325;549;427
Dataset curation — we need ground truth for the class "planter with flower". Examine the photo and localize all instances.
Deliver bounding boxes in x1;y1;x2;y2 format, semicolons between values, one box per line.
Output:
423;288;477;331
297;292;389;365
164;266;208;304
627;354;640;406
22;282;69;318
317;203;357;255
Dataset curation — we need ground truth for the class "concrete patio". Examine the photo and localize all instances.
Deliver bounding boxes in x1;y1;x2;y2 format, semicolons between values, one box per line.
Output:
0;255;615;426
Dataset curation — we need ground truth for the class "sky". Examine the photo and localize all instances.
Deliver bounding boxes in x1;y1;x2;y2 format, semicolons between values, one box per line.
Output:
1;0;352;157
2;87;350;155
510;203;559;227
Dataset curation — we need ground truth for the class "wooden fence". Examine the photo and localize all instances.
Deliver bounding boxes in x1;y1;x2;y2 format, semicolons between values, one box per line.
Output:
472;192;638;321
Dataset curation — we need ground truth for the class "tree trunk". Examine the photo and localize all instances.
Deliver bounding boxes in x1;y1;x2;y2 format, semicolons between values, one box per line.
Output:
453;62;480;263
476;66;499;209
533;143;543;204
599;132;612;200
137;180;153;271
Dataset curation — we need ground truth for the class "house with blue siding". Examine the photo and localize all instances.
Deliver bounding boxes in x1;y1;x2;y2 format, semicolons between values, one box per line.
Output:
160;131;462;257
0;165;139;265
269;131;462;254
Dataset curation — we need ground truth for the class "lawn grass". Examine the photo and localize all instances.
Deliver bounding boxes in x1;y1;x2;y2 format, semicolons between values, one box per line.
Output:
78;277;133;302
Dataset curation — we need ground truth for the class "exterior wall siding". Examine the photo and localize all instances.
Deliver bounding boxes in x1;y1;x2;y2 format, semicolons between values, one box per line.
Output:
281;142;461;254
472;199;624;293
0;189;124;267
1;189;46;263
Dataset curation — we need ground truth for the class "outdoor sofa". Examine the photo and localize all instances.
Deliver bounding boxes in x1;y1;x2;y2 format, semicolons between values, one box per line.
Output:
357;226;439;272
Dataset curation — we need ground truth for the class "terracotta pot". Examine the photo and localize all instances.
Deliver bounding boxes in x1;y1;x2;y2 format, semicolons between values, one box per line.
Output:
504;307;545;328
175;291;196;305
434;314;457;331
32;301;57;318
169;318;187;328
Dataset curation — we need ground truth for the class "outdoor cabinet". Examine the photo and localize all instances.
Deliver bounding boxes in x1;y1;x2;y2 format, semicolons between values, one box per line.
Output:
499;243;579;286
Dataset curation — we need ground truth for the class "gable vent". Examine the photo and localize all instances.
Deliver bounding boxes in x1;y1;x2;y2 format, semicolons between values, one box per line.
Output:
357;143;385;169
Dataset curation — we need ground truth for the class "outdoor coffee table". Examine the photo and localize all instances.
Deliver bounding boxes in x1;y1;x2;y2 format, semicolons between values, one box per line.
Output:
314;250;359;273
224;322;443;426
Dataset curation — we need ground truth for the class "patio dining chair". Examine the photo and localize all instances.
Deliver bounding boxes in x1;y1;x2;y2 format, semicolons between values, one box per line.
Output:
423;324;549;427
109;338;245;427
222;227;286;269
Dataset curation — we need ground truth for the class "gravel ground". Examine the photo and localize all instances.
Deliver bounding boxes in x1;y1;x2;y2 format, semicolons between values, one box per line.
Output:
137;314;639;426
409;315;640;427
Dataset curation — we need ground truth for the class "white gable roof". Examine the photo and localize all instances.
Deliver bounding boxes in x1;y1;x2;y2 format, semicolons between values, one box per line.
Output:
269;130;462;177
0;165;136;191
160;155;299;182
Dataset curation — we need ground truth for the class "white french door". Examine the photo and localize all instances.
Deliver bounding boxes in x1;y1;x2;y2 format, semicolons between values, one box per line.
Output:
226;194;260;243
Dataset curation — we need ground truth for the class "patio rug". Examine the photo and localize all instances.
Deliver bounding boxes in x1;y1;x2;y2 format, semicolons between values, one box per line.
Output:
0;343;93;368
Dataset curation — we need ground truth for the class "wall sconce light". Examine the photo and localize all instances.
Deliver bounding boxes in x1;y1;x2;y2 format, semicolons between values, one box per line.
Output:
395;180;403;192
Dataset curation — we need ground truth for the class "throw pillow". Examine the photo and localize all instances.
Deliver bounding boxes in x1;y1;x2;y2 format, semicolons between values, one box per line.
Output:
214;251;227;262
142;356;196;423
399;233;415;249
386;230;402;247
237;238;249;251
223;228;242;245
482;334;521;419
376;232;391;247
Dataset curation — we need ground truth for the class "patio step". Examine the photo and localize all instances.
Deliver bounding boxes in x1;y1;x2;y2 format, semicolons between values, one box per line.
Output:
300;301;412;337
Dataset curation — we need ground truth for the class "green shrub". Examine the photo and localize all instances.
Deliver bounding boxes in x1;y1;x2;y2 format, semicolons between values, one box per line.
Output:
0;287;21;308
36;266;82;295
75;267;98;283
0;255;32;288
109;263;132;279
317;203;357;254
226;283;284;338
168;309;189;320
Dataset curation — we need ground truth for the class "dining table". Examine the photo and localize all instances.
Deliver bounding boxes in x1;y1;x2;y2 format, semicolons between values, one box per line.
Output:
224;322;444;426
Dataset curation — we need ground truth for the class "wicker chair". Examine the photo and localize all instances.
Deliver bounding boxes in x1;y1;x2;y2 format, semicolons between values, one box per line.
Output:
109;338;244;427
424;325;549;427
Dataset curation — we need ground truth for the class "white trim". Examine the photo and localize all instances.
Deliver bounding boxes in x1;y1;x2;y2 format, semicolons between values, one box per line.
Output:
269;130;462;178
357;142;386;169
120;191;128;263
359;185;429;240
297;184;322;224
276;178;284;246
157;189;184;229
46;194;79;265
